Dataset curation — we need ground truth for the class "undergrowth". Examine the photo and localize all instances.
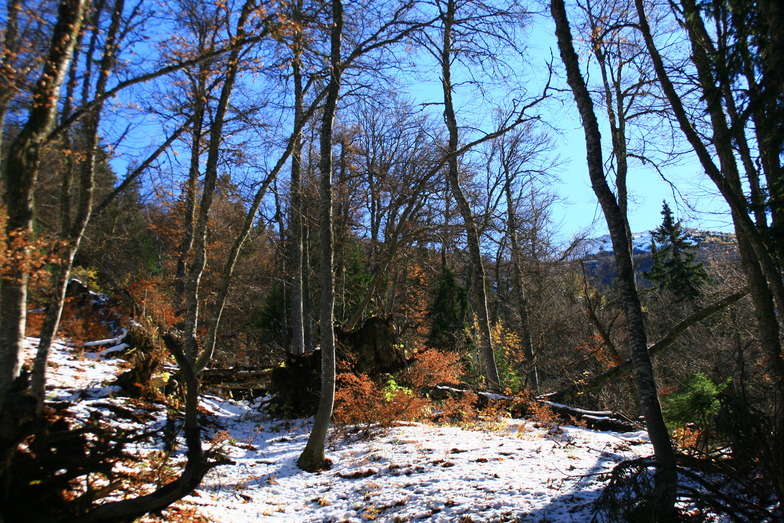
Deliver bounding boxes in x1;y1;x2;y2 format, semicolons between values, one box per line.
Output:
333;348;554;430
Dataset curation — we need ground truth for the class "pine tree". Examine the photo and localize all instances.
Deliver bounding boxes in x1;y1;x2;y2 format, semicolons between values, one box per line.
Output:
644;201;709;301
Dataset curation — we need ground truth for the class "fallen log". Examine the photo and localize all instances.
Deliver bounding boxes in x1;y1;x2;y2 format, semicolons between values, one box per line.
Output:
199;368;273;397
434;386;641;433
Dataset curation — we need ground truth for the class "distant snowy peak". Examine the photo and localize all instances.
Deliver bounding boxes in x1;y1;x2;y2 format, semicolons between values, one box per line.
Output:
577;229;735;257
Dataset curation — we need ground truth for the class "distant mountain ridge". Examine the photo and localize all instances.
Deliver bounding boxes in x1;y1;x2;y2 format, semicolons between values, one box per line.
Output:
576;229;737;257
575;229;738;286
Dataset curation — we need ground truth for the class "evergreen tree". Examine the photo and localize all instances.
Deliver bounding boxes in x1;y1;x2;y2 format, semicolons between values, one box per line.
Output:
427;267;470;352
644;201;709;301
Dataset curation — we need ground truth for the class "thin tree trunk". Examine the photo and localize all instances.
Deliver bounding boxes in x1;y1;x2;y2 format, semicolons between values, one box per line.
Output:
297;0;342;473
174;87;206;300
503;173;537;390
180;3;250;363
290;4;306;356
550;0;677;517
31;0;125;409
440;0;501;392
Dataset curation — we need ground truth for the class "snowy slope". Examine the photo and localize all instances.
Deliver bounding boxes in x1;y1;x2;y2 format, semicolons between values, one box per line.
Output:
190;404;650;522
576;229;723;257
29;337;774;522
26;338;657;522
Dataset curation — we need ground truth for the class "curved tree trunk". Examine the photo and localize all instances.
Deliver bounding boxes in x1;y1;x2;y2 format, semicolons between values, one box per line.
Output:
551;0;677;517
439;0;501;392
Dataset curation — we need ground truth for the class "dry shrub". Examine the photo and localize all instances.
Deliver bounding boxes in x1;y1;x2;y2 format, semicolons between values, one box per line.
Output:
403;348;464;391
431;391;478;423
126;277;179;328
26;280;118;341
672;426;703;453
0;227;62;290
333;372;428;427
506;390;556;427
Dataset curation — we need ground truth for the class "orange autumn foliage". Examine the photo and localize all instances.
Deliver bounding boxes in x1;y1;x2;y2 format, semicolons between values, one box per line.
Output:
333;372;428;426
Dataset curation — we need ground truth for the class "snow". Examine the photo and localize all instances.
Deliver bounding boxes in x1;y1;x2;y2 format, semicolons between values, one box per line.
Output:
192;417;650;522
578;230;655;256
28;337;661;522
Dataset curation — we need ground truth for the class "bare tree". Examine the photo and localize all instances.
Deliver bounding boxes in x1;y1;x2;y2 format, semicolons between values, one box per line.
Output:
551;0;677;516
297;0;343;473
0;0;88;410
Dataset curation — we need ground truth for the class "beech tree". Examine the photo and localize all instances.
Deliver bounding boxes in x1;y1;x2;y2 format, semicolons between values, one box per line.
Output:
551;0;678;517
296;0;434;472
416;0;540;391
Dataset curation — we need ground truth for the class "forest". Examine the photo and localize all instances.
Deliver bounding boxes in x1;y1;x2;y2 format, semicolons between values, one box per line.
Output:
0;0;783;521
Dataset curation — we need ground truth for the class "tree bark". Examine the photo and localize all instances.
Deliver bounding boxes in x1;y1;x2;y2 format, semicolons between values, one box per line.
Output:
635;0;784;498
289;2;306;356
31;0;125;410
297;0;342;473
551;0;677;517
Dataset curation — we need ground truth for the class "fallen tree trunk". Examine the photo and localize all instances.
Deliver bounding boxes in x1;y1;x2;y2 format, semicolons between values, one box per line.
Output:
199;368;273;394
435;386;641;433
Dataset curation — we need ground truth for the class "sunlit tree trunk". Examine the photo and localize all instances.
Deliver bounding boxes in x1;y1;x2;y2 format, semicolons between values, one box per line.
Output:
440;0;501;391
297;0;343;473
289;0;306;356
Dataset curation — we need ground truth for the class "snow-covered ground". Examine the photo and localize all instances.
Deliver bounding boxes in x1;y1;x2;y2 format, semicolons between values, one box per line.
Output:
27;338;659;522
191;400;650;522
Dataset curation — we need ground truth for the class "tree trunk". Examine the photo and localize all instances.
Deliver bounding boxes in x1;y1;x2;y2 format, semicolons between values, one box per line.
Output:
503;171;537;390
439;0;501;392
77;333;215;523
31;0;125;410
290;5;306;356
551;0;677;517
0;0;87;409
635;0;784;498
297;0;342;473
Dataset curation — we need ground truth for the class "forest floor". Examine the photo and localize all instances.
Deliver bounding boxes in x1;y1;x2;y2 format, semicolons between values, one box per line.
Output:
26;337;758;522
